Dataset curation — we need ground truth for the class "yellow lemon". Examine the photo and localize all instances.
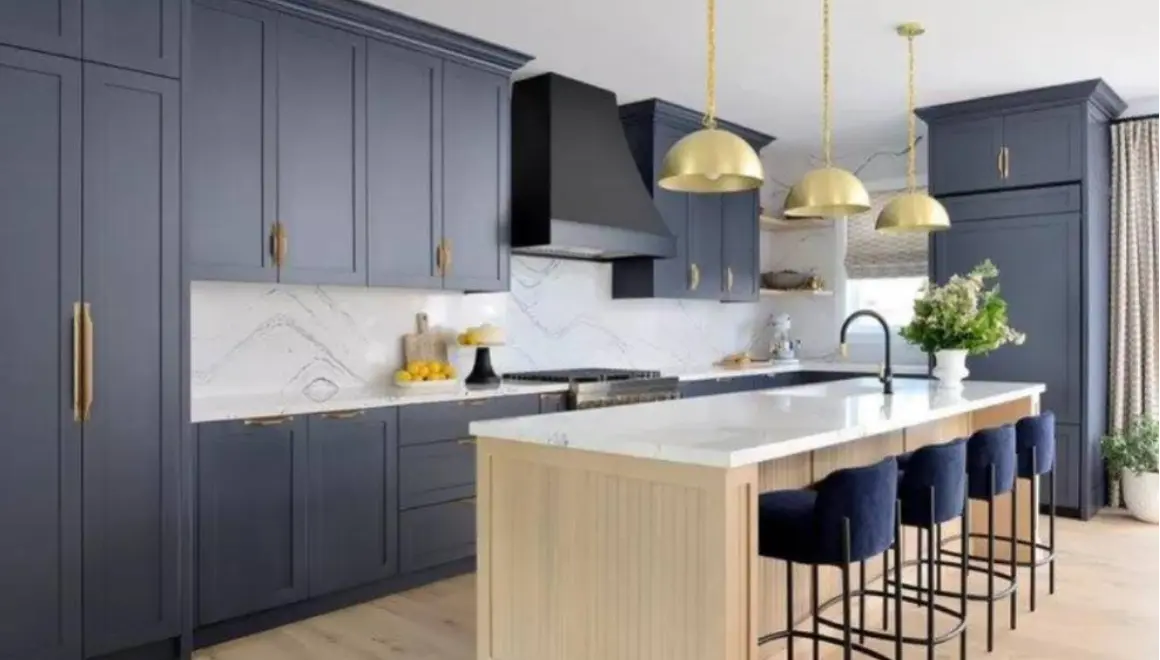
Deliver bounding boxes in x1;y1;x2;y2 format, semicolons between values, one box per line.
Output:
406;362;422;376
444;366;457;379
395;370;413;382
416;365;431;378
429;362;443;374
456;332;469;345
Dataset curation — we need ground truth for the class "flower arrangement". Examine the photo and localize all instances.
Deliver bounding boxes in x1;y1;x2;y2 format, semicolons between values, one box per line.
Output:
899;259;1026;355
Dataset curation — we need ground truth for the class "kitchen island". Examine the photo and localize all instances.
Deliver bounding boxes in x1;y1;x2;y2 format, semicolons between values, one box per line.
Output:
470;378;1045;660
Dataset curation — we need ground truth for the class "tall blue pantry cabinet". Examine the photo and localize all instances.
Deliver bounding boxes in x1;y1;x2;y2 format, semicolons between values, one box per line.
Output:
918;79;1126;519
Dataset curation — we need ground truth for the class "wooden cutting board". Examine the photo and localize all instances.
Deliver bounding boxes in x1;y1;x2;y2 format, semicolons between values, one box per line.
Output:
402;313;447;365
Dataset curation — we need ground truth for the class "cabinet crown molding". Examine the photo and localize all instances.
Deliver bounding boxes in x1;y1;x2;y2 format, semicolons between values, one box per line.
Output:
916;78;1127;123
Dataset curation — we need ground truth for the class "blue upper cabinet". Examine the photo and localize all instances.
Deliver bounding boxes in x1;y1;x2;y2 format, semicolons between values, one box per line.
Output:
613;99;773;301
0;0;81;57
186;0;529;291
84;0;182;77
919;80;1121;196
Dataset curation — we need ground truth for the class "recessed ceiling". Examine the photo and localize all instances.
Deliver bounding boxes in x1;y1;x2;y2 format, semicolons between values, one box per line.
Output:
369;0;1158;161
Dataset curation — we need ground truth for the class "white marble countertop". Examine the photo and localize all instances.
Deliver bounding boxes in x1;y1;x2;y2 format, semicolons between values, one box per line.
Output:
190;361;929;423
470;378;1046;468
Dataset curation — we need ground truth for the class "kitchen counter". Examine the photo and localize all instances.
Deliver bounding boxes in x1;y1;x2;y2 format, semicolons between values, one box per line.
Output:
473;379;1045;660
189;360;927;423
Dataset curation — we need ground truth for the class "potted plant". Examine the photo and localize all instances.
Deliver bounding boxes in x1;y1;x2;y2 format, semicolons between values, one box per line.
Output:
1102;415;1160;523
899;259;1026;390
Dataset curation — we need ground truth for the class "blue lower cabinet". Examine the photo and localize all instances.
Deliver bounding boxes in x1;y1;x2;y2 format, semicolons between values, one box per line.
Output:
400;499;477;573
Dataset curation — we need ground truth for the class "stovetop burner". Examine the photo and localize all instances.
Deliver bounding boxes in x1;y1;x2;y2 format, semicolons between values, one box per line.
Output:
504;368;662;384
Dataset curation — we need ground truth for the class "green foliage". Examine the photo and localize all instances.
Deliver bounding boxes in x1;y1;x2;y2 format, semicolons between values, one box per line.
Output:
898;259;1026;356
1102;415;1160;475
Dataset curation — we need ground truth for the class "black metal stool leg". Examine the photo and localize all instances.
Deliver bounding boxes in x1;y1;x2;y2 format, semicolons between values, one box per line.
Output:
882;551;889;630
961;488;970;660
858;559;865;644
936;523;944;591
1010;473;1018;631
842;517;853;660
915;527;924;604
987;465;996;653
894;500;904;660
927;486;936;660
1030;446;1038;613
1049;466;1056;595
811;563;819;660
786;560;795;660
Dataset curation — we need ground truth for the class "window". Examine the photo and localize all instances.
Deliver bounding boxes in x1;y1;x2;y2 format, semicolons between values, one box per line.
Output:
845;276;925;330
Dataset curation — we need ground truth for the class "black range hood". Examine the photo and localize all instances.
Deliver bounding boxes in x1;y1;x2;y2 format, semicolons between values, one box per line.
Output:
511;73;675;260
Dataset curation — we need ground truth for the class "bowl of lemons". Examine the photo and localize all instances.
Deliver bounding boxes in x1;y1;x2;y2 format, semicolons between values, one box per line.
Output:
393;360;459;390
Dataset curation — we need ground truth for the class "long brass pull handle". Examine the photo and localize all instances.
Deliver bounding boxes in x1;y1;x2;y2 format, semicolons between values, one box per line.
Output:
435;241;444;276
689;263;700;291
726;267;734;292
1003;147;1010;179
997;148;1004;178
444;239;452;274
270;224;280;266
277;224;288;266
244;415;293;426
82;303;93;421
321;410;364;420
72;302;83;422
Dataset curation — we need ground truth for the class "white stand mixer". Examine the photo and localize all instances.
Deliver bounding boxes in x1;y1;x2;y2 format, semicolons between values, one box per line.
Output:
769;313;801;365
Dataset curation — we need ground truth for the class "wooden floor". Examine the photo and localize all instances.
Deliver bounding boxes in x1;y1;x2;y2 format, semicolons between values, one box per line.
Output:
196;512;1158;660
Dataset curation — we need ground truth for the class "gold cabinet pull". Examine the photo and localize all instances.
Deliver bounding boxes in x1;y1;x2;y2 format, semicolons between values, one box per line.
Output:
1003;146;1011;179
244;415;293;426
689;262;700;291
726;266;734;292
82;303;93;421
277;224;288;266
72;302;83;422
435;241;444;276
443;239;452;274
321;409;364;420
457;438;476;445
458;399;487;407
269;223;280;266
996;147;1004;178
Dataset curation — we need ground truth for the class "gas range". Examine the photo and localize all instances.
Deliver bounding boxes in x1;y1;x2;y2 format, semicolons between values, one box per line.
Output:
504;368;681;410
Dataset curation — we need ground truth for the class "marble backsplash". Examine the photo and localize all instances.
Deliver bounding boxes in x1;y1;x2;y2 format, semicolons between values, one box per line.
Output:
192;256;777;399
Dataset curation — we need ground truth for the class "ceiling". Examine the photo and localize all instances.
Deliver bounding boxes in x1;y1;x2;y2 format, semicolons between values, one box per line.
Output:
369;0;1158;160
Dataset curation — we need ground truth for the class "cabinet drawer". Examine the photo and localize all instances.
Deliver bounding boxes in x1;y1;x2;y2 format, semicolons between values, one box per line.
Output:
399;440;475;509
399;395;539;446
399;499;476;572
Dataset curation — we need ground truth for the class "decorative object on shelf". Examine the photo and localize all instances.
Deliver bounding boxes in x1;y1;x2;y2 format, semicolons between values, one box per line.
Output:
768;313;801;364
899;259;1025;390
782;0;869;218
657;0;763;193
1101;415;1159;522
760;270;826;291
875;22;950;233
456;324;505;388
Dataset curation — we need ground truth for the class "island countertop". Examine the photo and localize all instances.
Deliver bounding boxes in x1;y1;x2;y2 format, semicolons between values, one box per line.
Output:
470;378;1046;468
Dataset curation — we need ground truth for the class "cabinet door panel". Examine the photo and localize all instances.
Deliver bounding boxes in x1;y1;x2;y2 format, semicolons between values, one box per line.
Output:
400;500;476;573
399;395;539;446
721;191;758;301
81;64;182;655
933;207;1082;423
307;411;398;596
1002;106;1085;189
687;193;723;299
84;0;181;77
276;15;366;285
186;0;277;281
367;41;443;289
927;116;1004;195
650;125;692;298
0;0;81;58
1040;423;1080;511
441;62;510;292
0;47;82;660
197;419;309;625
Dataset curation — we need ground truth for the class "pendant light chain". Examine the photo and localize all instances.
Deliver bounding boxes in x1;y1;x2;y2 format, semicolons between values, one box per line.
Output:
703;0;718;128
906;32;917;192
821;0;832;165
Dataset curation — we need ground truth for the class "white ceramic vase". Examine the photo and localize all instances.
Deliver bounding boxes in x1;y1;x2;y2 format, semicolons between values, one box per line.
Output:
1121;469;1160;524
932;349;970;390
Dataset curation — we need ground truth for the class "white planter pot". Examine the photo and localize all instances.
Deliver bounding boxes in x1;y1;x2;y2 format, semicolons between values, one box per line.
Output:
932;349;970;390
1121;469;1160;524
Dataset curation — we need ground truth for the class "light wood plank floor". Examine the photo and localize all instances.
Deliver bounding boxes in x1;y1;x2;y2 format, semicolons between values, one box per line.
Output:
196;512;1157;660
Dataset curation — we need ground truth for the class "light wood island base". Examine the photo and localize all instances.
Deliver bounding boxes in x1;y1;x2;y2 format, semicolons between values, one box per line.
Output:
476;393;1040;660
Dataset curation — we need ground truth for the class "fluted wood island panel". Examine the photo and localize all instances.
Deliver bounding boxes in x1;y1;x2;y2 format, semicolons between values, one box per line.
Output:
471;379;1044;660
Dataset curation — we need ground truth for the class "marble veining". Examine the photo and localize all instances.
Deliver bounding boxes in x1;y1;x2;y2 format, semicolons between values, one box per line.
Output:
470;379;1046;468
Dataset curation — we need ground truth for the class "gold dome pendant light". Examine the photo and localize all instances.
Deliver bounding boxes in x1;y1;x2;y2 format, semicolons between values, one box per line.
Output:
876;23;950;232
783;0;870;218
657;0;764;193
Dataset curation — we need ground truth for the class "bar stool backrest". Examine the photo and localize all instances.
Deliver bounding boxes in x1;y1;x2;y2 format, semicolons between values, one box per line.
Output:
813;456;899;565
966;424;1017;499
899;437;968;526
1015;411;1056;477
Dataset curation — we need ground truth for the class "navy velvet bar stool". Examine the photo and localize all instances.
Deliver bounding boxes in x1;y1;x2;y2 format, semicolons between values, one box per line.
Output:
885;439;971;660
1015;411;1058;611
757;457;899;660
939;424;1020;653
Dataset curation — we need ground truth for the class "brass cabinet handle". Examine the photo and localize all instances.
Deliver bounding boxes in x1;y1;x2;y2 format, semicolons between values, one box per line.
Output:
435;241;445;276
82;303;93;421
1003;147;1011;179
726;266;734;292
277;224;288;266
689;262;700;291
269;223;280;266
320;409;364;420
458;399;487;407
444;239;452;274
72;302;83;422
243;415;293;426
457;438;476;445
996;147;1004;178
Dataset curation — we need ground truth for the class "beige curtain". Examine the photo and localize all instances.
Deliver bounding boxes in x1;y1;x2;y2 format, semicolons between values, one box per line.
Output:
1109;117;1159;434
